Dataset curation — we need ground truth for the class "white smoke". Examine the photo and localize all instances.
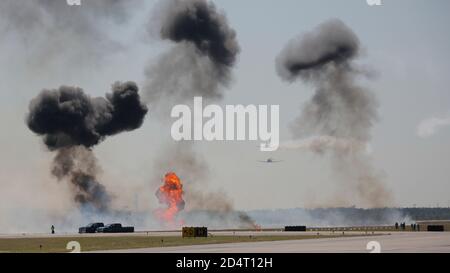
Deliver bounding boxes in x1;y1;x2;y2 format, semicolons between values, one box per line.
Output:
417;113;450;138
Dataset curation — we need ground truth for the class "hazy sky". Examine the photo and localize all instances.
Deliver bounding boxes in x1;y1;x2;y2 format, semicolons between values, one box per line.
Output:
1;0;450;214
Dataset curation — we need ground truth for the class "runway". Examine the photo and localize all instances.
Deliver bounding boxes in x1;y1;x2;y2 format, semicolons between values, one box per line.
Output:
0;230;375;239
97;232;450;253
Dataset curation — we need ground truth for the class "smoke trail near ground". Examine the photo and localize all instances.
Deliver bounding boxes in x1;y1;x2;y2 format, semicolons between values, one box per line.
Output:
0;0;143;64
276;19;393;207
26;82;148;211
144;0;240;109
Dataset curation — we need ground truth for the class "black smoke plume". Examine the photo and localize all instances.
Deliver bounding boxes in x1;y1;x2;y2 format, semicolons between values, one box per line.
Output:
277;19;393;207
51;147;111;212
276;19;374;142
27;82;148;211
144;0;240;107
160;0;239;69
27;82;148;150
145;0;256;228
277;19;359;82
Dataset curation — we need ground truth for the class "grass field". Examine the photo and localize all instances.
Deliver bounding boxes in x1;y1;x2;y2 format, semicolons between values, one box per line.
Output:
0;234;363;253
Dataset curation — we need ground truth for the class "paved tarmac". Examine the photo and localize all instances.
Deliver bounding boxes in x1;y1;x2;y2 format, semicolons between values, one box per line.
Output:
97;232;450;253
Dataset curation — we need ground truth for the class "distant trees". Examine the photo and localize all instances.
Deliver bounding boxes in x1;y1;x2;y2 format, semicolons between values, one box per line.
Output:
245;207;450;227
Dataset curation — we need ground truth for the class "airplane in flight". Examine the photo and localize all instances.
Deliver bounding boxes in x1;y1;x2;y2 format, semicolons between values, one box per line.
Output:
258;158;283;163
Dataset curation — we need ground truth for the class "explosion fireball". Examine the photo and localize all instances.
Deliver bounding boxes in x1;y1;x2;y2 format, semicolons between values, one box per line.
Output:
155;172;186;225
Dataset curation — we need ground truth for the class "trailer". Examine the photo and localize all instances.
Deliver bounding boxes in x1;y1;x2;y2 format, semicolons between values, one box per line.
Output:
96;223;134;233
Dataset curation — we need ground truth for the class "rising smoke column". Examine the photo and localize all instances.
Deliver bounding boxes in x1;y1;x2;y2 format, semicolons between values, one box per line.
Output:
26;82;148;211
276;19;393;207
145;1;257;228
144;0;240;108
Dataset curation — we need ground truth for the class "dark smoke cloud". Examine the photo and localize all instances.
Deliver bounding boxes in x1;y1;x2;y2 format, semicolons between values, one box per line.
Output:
276;19;374;142
144;0;240;107
0;0;143;63
277;19;373;141
160;0;239;69
277;19;393;208
277;19;360;82
52;147;111;212
27;82;148;150
27;82;148;210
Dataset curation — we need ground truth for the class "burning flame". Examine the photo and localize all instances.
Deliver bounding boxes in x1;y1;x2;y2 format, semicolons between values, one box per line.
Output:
155;172;185;225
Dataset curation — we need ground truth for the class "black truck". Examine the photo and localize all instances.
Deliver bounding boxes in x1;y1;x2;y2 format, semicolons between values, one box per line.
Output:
96;223;134;233
79;222;104;234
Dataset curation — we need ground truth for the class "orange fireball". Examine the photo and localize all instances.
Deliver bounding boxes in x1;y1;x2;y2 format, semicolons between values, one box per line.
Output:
155;172;185;224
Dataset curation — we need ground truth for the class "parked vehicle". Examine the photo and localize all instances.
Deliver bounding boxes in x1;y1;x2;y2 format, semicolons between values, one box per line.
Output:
96;223;134;233
79;223;104;234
